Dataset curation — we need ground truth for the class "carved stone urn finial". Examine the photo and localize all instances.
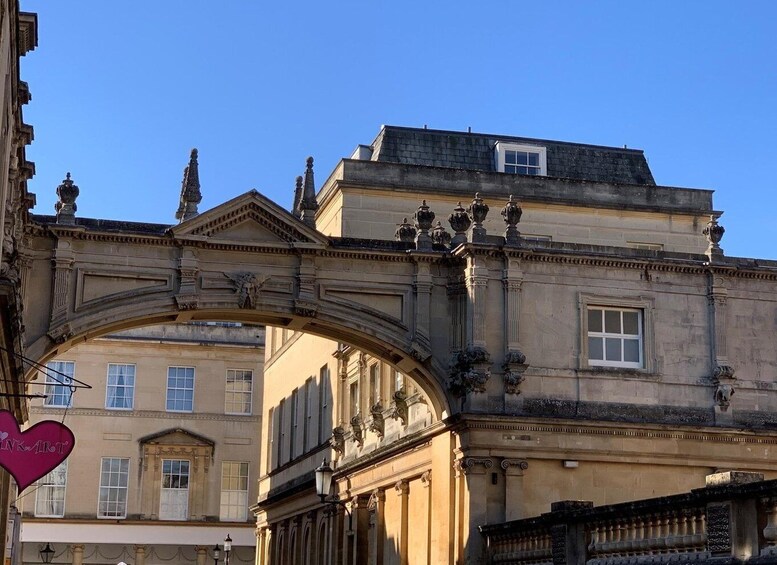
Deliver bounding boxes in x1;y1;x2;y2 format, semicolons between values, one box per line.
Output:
431;221;451;248
176;149;202;223
703;215;725;261
501;195;523;245
468;193;489;242
413;200;435;250
395;217;416;243
55;172;79;225
448;201;471;247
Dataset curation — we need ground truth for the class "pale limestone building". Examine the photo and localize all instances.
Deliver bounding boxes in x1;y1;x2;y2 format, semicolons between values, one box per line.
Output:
0;3;36;563
253;126;777;564
18;323;264;565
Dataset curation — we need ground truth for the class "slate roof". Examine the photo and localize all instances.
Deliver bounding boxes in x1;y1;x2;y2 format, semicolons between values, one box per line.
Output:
368;126;656;186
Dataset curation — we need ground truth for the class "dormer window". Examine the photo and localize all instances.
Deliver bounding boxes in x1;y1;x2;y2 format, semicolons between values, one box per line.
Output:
495;142;547;176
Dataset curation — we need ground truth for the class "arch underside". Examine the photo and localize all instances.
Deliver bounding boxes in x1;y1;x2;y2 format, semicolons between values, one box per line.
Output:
27;286;452;421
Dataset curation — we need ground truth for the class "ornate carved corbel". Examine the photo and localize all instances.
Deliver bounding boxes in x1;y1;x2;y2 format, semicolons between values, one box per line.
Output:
350;414;364;447
48;322;73;344
368;402;384;439
330;426;346;456
390;388;408;425
503;350;529;395
449;346;491;397
712;364;736;410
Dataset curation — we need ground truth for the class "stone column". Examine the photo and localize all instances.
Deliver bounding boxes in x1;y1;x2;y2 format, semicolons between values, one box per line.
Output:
395;480;410;565
134;545;147;565
194;546;206;565
501;459;528;521
367;489;386;565
70;544;84;565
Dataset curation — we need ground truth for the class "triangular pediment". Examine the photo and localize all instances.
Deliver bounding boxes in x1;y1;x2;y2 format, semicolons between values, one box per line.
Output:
169;190;329;246
139;428;215;448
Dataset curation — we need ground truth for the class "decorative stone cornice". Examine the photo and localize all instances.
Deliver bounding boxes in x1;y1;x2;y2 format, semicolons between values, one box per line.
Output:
462;418;777;446
30;406;258;422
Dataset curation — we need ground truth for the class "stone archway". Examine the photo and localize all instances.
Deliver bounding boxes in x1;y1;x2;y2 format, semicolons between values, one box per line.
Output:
22;190;455;419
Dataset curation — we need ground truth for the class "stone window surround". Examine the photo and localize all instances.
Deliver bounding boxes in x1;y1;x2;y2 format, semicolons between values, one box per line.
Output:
97;457;130;519
225;368;253;415
105;363;136;411
494;141;547;176
140;440;212;521
578;292;656;374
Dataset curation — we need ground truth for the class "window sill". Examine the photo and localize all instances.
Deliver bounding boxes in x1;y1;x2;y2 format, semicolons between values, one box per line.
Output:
578;366;659;379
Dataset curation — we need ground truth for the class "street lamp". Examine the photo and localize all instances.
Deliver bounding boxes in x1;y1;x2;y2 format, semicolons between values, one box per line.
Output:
314;459;353;530
39;543;55;564
212;544;221;565
223;535;232;565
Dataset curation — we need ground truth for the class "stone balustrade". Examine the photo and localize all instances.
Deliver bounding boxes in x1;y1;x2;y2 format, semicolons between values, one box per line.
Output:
480;472;777;565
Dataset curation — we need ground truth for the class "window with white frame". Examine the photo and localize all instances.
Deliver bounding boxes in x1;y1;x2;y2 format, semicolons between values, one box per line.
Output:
35;461;67;517
106;364;135;410
219;461;249;521
495;142;547;176
160;459;190;520
166;367;194;412
587;307;643;368
44;361;75;408
98;457;129;518
225;369;252;415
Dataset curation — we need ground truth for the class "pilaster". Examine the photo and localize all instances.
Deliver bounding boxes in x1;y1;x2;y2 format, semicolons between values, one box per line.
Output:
48;239;75;340
455;456;493;563
411;259;433;360
501;459;529;521
395;480;410;565
708;271;736;423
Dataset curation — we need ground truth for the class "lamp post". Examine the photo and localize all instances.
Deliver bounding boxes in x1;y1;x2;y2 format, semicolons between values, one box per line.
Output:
212;544;221;565
314;459;353;530
40;543;55;564
223;535;232;565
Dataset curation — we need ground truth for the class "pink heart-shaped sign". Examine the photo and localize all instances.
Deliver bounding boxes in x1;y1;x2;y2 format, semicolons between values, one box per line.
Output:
0;410;75;492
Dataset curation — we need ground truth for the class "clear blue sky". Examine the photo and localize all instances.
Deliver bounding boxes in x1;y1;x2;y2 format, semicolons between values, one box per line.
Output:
21;1;777;259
